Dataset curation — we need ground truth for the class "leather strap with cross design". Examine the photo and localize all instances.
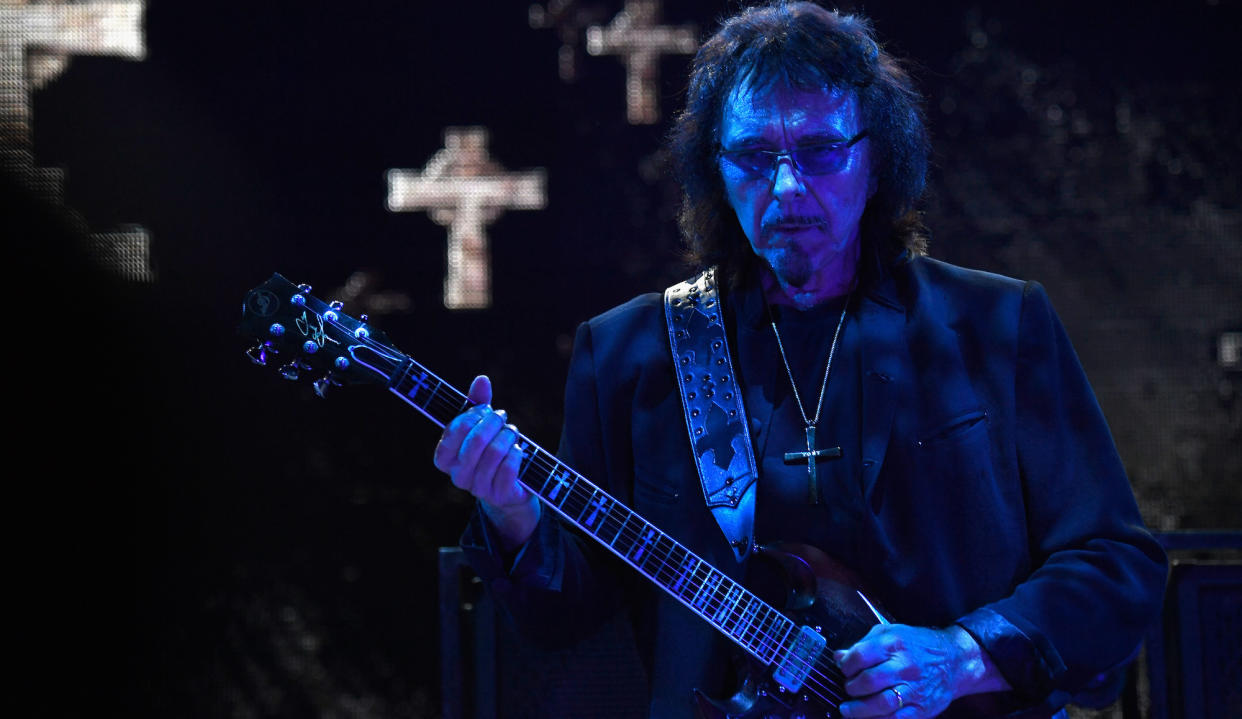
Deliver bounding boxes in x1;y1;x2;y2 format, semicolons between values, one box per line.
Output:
664;268;759;563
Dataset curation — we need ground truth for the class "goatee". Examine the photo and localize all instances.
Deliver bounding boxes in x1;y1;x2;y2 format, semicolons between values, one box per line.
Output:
768;245;812;289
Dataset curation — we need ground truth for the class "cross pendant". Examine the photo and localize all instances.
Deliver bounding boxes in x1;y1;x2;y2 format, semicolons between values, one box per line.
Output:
783;425;842;504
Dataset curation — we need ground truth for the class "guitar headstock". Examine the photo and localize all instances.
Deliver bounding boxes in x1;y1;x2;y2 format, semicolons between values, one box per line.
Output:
240;273;407;396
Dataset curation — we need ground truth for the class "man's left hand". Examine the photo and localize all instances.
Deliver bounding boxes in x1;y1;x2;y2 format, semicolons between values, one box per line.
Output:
833;623;1010;718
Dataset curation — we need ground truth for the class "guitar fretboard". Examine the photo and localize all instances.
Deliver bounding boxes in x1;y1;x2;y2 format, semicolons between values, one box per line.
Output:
389;358;799;666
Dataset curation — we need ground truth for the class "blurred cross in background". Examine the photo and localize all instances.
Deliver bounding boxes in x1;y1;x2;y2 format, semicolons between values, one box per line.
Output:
0;0;152;282
586;0;696;124
386;127;547;310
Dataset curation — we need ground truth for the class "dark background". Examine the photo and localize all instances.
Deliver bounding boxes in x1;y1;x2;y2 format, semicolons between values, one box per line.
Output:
7;1;1240;716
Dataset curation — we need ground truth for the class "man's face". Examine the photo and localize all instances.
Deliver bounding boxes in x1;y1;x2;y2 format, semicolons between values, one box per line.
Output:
718;80;873;305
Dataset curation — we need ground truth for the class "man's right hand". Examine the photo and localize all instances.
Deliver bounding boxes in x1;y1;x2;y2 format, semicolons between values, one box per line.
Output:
433;375;541;551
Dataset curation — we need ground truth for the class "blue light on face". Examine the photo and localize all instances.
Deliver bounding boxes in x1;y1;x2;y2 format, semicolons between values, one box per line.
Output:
269;323;285;337
354;327;370;339
291;294;306;306
335;357;350;370
303;340;319;354
324;310;339;321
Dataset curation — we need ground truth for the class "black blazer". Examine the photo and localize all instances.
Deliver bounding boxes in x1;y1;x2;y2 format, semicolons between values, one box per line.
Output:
464;256;1166;718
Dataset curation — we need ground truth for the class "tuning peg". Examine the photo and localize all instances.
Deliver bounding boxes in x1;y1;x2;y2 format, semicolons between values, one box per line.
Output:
279;362;301;380
312;373;342;398
246;344;269;366
298;283;312;292
329;300;345;310
278;359;312;381
246;341;281;365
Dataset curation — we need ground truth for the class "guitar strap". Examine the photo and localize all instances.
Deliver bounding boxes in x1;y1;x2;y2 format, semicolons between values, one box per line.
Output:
664;268;759;564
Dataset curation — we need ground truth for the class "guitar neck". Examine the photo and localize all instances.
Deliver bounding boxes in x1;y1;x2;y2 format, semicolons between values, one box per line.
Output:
389;358;798;667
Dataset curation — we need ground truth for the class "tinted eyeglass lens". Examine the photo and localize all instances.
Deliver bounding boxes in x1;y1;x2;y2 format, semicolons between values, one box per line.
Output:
722;146;848;177
796;144;852;174
720;131;867;179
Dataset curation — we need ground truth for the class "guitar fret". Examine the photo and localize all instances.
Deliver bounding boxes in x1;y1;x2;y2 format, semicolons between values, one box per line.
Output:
645;536;665;576
540;466;574;507
579;489;612;531
390;359;470;428
707;578;731;620
767;615;797;664
745;598;775;650
749;605;775;658
601;508;630;547
642;531;671;574
647;534;673;577
516;443;538;479
629;525;658;566
733;595;761;644
559;481;589;519
689;566;719;612
400;368;430;408
610;514;636;553
714;582;743;626
670;552;698;597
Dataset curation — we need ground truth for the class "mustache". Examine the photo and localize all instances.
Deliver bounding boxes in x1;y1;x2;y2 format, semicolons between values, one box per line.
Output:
762;215;826;230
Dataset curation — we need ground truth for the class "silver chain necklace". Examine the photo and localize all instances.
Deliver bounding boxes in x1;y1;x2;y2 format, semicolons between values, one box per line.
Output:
768;292;851;504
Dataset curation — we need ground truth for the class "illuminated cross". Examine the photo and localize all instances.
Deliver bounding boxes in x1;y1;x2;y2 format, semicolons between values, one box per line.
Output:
583;492;610;529
0;1;151;282
546;467;572;503
386;127;547;310
585;0;696;124
0;0;145;189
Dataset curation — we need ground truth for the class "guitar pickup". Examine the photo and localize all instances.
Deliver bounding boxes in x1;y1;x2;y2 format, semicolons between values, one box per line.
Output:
771;625;827;693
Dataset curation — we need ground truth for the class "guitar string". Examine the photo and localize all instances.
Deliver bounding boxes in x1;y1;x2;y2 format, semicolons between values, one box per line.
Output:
402;372;851;705
273;300;848;709
507;440;851;706
394;361;851;697
310;322;850;706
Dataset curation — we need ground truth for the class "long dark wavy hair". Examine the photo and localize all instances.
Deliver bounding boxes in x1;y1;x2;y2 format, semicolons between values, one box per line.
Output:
670;1;930;288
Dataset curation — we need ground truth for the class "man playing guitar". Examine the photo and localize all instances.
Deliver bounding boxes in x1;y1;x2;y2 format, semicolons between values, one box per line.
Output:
433;3;1166;717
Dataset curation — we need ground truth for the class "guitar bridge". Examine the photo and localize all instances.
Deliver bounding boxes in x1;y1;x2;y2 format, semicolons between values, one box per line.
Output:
771;625;827;692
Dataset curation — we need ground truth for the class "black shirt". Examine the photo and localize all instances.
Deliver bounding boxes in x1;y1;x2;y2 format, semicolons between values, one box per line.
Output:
731;285;867;570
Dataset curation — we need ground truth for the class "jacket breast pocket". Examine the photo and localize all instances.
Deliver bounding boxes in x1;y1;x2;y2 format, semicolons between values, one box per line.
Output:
632;462;683;507
916;409;989;449
912;409;997;489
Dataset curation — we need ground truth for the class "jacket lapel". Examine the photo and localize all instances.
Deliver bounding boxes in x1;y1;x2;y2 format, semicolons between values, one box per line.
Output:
858;275;908;501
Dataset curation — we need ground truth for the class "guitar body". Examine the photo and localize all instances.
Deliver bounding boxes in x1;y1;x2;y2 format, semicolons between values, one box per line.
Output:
694;543;888;719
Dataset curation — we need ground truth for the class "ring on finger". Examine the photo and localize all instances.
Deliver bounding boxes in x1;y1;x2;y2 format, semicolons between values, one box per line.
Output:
891;685;904;710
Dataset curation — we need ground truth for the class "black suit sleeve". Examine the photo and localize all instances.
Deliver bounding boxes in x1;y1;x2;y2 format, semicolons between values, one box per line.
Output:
460;321;629;647
957;282;1167;706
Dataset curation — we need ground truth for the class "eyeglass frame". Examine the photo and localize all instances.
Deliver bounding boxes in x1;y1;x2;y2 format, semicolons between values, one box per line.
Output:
716;129;870;180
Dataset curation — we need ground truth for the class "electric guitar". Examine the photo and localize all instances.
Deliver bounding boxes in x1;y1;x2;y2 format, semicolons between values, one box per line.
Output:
240;273;897;718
